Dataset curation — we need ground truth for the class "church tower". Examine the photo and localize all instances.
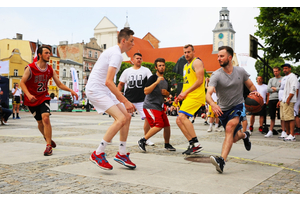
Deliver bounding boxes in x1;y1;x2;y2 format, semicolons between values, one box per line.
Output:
212;7;236;54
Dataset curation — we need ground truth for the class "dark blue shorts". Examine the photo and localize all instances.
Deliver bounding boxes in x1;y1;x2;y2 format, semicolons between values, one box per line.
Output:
219;103;243;137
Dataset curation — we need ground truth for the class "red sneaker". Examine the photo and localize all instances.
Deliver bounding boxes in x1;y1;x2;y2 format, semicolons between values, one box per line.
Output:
44;144;53;156
51;140;56;148
259;126;263;132
249;126;253;132
89;151;113;170
114;152;136;169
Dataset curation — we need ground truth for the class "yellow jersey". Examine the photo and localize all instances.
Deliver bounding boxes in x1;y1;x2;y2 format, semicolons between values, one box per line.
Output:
182;57;205;104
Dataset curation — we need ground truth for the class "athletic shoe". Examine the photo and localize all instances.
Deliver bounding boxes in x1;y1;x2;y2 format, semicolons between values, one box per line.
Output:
283;134;296;142
138;138;146;152
204;121;209;125
44;144;53;156
278;131;288;139
146;140;155;146
13;116;15;119
114;152;136;169
210;156;225;173
249;126;253;132
207;127;212;132
164;143;176;151
259;126;263;132
182;144;203;155
215;127;222;132
191;120;195;123
51;140;56;148
89;151;113;170
16;116;21;119
264;130;273;138
243;131;251;151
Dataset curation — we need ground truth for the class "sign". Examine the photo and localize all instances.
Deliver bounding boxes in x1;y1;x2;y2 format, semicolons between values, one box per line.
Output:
0;61;9;74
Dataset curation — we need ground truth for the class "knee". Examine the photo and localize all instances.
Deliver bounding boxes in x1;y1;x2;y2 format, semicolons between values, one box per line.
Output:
42;115;50;126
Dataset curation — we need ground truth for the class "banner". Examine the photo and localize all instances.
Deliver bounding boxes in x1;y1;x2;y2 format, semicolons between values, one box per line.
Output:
0;61;9;74
70;67;79;100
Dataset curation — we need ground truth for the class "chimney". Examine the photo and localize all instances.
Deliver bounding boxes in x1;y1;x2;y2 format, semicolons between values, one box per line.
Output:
16;33;23;40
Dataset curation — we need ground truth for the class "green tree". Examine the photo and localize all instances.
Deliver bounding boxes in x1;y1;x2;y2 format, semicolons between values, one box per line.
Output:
255;7;300;62
254;57;285;81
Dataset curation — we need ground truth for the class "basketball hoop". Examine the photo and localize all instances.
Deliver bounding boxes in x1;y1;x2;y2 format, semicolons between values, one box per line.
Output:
238;53;249;67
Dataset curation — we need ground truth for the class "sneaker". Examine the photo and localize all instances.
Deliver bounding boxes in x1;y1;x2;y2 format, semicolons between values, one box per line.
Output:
249;126;253;132
146;140;155;146
259;126;263;132
215;127;222;132
283;134;296;142
114;152;136;169
164;143;176;151
210;156;225;173
51;140;56;148
44;144;53;156
204;121;209;125
191;120;195;123
243;131;251;151
13;116;15;119
137;138;146;152
16;116;21;119
207;127;212;132
89;151;113;170
278;131;288;139
182;144;203;155
264;130;273;138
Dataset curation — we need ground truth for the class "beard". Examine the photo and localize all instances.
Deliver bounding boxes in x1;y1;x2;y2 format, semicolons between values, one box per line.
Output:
158;70;164;75
220;60;229;68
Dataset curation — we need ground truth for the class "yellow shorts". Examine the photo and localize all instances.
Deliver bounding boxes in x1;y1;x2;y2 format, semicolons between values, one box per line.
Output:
178;98;202;117
208;102;218;118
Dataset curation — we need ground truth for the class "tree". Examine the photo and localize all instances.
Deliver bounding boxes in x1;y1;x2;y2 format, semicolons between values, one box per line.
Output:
255;7;300;62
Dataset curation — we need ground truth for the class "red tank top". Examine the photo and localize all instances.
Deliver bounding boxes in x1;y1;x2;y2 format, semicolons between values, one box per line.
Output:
24;62;53;107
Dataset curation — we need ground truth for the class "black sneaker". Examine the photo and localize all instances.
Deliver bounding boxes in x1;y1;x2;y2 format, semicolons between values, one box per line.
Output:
210;156;225;173
137;138;146;152
204;121;209;125
182;144;203;155
164;143;176;151
191;120;195;123
243;131;251;151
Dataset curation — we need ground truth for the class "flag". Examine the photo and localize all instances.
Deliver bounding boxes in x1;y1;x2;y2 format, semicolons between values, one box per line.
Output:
70;67;79;100
33;45;38;62
0;60;9;74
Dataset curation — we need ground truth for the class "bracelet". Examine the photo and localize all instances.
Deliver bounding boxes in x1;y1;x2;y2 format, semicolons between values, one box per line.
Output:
252;90;257;92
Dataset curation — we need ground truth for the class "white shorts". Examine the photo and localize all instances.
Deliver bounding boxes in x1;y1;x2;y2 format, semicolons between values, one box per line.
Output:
86;91;120;114
133;102;146;120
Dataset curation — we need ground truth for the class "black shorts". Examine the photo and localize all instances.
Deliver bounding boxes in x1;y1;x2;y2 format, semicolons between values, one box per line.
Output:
28;100;51;121
251;104;267;116
13;96;21;104
268;99;280;120
194;105;206;117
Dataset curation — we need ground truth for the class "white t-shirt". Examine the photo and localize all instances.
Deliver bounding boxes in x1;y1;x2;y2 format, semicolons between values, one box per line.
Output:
278;75;287;101
119;66;152;103
256;84;268;103
86;45;123;94
282;73;298;103
12;88;22;96
212;92;218;102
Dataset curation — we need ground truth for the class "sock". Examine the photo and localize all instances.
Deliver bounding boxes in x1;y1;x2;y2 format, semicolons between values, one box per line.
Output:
209;123;213;128
13;113;15;118
96;139;108;155
189;137;198;145
215;123;219;128
244;132;248;139
119;141;127;155
17;113;19;117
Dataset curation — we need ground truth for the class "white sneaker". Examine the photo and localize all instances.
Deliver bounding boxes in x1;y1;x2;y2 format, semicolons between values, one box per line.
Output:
264;130;273;138
283;134;296;142
278;131;288;139
207;127;212;132
146;140;155;146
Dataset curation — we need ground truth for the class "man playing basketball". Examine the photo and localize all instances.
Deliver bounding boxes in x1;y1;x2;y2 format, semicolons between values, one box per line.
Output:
20;45;78;156
175;44;205;155
86;28;136;170
206;46;260;173
118;53;154;146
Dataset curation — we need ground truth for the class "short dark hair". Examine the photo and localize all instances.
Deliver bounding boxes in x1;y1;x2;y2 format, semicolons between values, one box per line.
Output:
273;66;281;71
133;52;142;57
118;28;134;43
218;46;234;57
37;45;51;60
184;44;194;51
154;58;165;67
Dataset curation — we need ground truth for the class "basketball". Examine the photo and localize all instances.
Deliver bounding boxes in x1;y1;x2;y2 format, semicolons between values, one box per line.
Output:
245;93;264;113
201;113;206;119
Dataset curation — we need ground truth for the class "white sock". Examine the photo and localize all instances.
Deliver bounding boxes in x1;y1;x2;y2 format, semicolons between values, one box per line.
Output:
119;141;127;155
96;139;108;155
215;123;219;128
244;132;248;139
209;123;213;128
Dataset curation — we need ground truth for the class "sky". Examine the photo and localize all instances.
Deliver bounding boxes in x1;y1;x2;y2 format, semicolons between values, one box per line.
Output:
1;0;299;82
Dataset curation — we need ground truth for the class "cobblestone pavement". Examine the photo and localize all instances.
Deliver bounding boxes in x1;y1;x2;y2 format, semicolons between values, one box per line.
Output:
0;111;300;194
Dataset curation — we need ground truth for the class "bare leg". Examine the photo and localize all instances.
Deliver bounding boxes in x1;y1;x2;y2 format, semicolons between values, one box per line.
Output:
163;126;171;143
176;113;196;141
41;113;52;146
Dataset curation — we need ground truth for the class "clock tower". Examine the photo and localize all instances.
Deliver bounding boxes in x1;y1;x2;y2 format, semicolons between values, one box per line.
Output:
212;7;236;54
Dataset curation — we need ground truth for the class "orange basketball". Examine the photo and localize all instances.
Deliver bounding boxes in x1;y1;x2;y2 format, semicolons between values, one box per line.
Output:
245;93;264;113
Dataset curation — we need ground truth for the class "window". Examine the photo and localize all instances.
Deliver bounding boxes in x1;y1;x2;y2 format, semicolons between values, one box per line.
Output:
63;69;66;77
89;51;92;57
63;81;66;85
103;44;106;49
95;52;98;58
14;69;18;76
69;82;73;89
85;63;89;71
77;71;79;79
53;61;56;70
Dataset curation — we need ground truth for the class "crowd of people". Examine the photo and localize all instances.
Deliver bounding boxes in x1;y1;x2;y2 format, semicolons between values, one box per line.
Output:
2;28;298;175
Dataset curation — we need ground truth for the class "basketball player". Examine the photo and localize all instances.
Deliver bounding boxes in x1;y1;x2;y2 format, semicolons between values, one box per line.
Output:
12;83;22;119
86;28;136;170
118;53;154;146
20;45;78;156
207;46;260;173
175;44;205;155
137;58;176;152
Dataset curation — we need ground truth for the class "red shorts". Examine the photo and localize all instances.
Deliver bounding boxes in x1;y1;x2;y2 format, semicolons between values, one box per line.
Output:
143;108;170;128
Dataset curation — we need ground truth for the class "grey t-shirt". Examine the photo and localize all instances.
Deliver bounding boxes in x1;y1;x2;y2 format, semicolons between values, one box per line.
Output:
209;66;250;111
143;74;168;111
267;76;282;100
